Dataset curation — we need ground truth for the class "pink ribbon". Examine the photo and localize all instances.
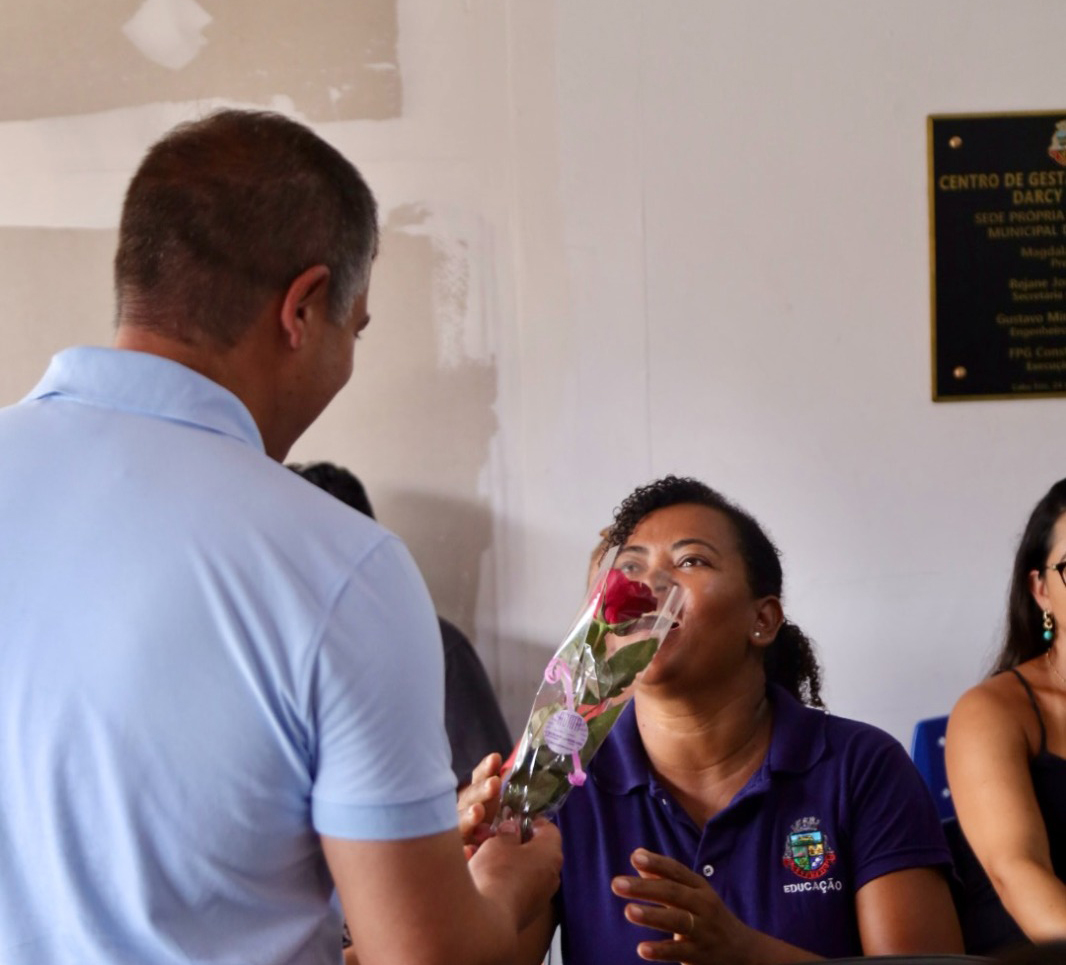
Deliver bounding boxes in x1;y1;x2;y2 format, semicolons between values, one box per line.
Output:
544;658;587;786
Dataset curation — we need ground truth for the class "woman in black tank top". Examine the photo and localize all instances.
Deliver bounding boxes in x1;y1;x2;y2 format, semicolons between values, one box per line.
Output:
947;478;1066;944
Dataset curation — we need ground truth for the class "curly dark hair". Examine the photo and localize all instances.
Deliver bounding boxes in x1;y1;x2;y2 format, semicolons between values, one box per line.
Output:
606;475;824;708
993;478;1066;675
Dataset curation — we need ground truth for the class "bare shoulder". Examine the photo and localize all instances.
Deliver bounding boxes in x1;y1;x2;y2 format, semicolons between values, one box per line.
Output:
948;669;1035;755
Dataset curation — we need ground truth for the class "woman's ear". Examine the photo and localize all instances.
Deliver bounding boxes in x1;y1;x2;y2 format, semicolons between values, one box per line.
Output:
1030;568;1052;613
751;596;784;649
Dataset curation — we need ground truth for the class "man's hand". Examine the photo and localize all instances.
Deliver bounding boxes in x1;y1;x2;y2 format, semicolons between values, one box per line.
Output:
469;817;563;934
325;821;561;965
458;752;505;857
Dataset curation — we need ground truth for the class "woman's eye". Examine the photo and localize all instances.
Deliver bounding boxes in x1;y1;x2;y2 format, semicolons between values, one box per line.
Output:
678;556;708;568
618;560;643;577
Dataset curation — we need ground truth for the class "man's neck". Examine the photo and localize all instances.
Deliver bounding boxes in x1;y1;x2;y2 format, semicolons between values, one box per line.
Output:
112;322;292;461
113;324;225;382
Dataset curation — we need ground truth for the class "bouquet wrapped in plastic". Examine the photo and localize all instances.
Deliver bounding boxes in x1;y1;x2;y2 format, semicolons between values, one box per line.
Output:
496;548;681;837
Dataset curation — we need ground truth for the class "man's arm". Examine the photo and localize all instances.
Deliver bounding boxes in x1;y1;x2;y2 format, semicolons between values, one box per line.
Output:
323;820;561;965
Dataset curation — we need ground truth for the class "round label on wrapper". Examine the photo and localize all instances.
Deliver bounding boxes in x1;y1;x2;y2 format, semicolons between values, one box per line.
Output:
543;710;589;755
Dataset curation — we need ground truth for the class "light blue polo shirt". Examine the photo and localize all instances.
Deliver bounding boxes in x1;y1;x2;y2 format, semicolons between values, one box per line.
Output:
0;347;458;964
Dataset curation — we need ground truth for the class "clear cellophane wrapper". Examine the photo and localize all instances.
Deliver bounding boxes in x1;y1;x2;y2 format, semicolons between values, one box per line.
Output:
496;547;681;838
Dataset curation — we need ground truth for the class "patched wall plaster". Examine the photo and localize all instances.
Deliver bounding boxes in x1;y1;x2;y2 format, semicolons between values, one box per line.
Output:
1;0;400;122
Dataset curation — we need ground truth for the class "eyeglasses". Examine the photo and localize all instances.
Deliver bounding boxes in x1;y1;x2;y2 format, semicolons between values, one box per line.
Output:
1046;561;1066;588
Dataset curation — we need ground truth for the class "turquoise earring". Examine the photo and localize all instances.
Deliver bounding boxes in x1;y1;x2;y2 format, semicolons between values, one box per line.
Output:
1044;610;1055;642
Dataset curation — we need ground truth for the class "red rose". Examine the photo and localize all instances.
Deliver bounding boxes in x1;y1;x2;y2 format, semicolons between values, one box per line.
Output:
599;569;658;626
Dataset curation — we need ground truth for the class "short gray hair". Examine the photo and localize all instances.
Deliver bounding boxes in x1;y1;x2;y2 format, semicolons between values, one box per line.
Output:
115;109;378;344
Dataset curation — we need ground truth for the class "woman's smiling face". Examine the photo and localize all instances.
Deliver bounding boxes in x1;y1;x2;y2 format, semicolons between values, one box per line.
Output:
614;502;774;687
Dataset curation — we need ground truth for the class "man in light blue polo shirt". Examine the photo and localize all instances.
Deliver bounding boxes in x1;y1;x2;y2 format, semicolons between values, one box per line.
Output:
0;110;560;965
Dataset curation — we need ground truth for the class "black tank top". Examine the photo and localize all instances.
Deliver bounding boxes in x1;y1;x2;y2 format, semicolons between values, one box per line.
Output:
949;669;1066;954
1010;667;1066;879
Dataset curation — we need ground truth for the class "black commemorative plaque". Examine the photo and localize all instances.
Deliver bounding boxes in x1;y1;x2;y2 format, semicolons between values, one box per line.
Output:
930;111;1066;400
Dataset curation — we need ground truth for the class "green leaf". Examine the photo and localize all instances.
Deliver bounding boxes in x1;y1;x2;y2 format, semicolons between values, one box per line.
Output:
597;636;659;701
526;702;563;746
502;745;574;816
578;675;604;707
522;765;570;813
502;701;637;821
501;630;660;825
582;702;626;762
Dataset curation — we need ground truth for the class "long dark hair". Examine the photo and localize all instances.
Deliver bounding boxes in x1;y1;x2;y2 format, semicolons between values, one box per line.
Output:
993;479;1066;674
606;475;824;708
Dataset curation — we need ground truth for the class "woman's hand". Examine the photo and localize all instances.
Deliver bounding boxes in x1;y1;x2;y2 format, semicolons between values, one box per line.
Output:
611;849;822;964
457;752;504;857
610;849;755;963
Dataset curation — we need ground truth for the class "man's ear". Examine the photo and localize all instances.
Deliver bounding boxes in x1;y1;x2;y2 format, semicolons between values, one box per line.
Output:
751;596;784;649
279;265;331;350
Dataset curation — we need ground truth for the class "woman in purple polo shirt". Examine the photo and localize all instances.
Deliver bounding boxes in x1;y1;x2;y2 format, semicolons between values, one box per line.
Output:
463;475;963;963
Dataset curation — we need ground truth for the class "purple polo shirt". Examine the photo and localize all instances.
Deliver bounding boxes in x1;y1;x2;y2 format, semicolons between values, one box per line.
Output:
553;685;951;962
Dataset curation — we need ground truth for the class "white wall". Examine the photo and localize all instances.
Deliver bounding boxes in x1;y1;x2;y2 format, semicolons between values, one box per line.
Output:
2;0;1064;745
535;0;1066;741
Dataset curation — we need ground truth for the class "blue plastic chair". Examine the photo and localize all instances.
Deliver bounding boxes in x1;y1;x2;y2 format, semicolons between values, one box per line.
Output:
911;716;1028;953
910;715;955;821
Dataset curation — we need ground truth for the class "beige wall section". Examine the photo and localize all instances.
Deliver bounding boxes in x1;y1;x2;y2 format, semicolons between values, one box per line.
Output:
1;0;400;122
0;0;552;737
0;229;115;403
292;207;498;641
8;0;1066;747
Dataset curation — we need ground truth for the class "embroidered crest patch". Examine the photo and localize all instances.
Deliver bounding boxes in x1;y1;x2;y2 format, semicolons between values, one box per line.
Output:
782;816;836;880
